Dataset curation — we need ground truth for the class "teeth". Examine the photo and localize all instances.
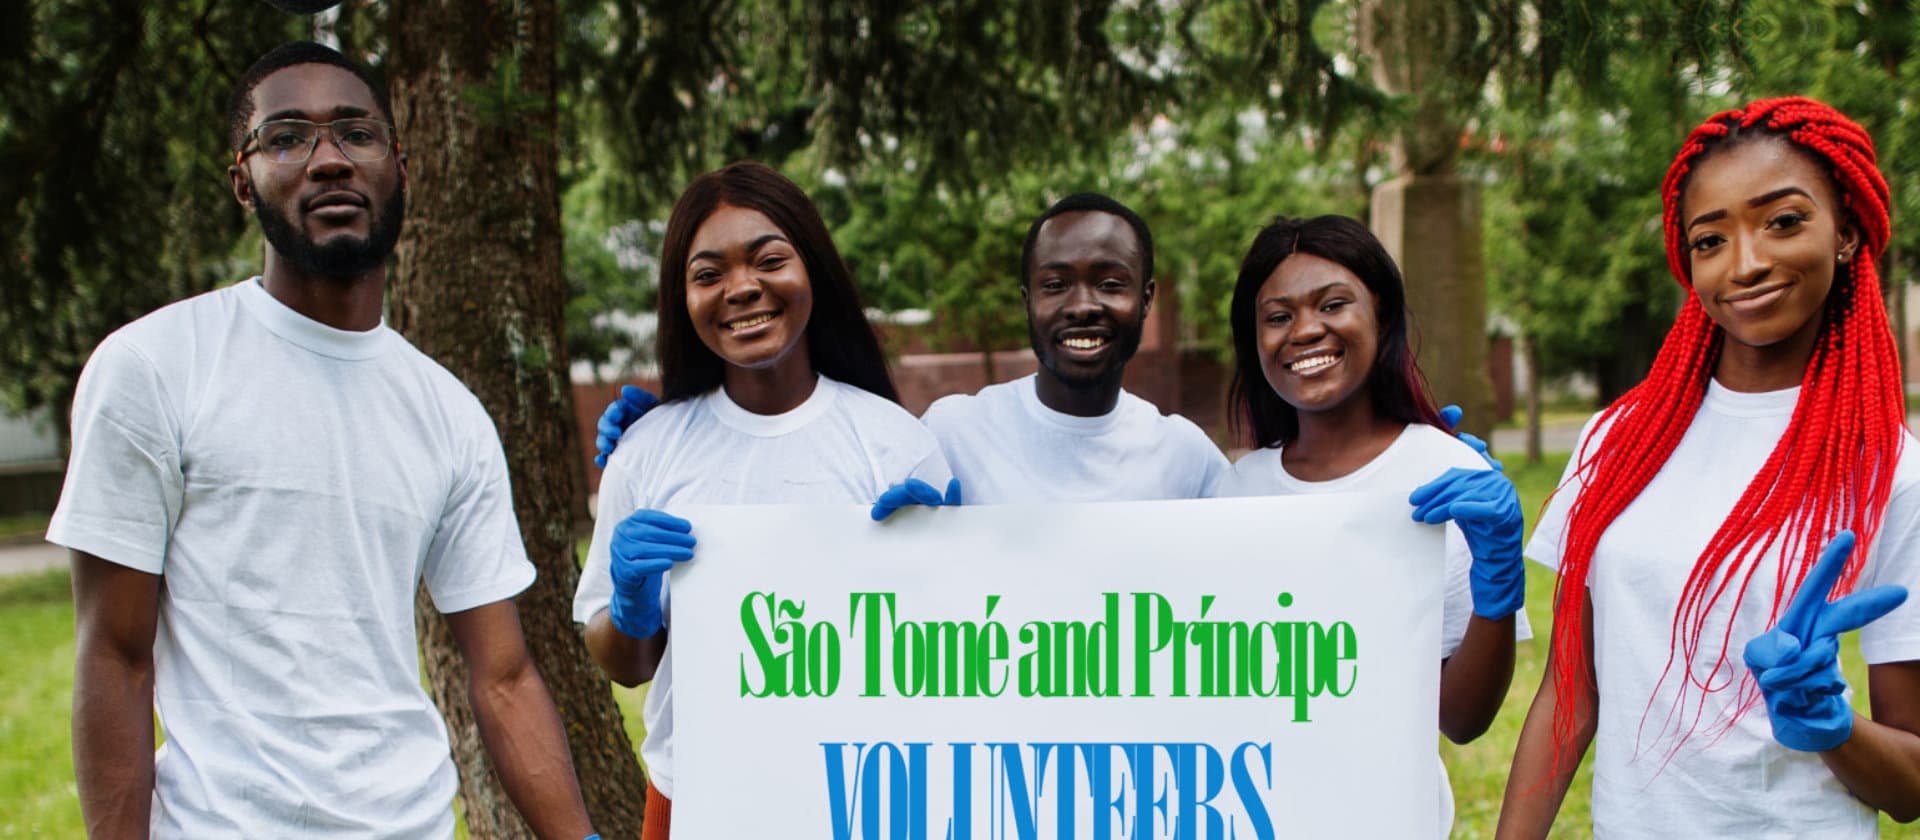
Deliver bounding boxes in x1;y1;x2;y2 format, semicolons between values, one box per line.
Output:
728;313;774;330
1063;337;1105;350
1289;354;1338;373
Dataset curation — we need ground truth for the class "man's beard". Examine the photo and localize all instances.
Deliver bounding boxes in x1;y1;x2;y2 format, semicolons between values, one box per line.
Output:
255;187;405;278
1028;317;1144;390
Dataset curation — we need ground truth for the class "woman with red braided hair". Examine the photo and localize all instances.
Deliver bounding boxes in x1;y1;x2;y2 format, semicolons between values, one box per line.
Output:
1497;96;1920;838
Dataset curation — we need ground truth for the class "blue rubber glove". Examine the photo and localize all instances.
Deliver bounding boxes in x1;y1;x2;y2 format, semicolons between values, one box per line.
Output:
606;509;695;640
1743;530;1909;752
1409;466;1525;620
870;478;964;521
594;385;660;468
1439;403;1502;472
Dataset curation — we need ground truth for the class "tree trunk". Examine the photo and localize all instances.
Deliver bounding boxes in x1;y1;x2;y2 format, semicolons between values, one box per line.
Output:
387;2;648;837
1361;0;1497;441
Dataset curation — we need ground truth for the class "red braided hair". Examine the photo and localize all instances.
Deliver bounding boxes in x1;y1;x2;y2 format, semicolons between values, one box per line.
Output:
1546;96;1901;768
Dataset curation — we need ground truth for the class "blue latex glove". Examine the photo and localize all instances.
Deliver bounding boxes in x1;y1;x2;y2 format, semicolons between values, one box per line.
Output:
1409;466;1525;620
870;478;964;521
1743;531;1909;752
1439;403;1502;472
606;509;695;640
594;385;660;468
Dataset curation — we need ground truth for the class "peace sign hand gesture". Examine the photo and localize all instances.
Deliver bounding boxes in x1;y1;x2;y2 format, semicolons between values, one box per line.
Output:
1743;530;1910;752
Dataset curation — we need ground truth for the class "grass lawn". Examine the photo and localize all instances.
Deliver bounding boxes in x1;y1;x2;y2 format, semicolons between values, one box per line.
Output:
0;569;79;836
0;514;50;542
3;470;1916;837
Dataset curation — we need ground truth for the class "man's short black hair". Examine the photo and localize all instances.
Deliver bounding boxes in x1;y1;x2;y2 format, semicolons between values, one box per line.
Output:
227;42;391;153
1019;192;1154;287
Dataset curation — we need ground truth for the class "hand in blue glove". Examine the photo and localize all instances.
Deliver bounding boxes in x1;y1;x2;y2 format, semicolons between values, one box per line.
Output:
1743;530;1909;752
594;385;660;468
1409;466;1525;620
1439;403;1502;472
870;478;964;521
606;509;695;640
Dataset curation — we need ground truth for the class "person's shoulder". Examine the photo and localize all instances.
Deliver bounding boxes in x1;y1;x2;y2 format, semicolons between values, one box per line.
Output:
107;283;245;355
1230;443;1282;471
1888;429;1920;495
922;390;979;420
601;394;706;474
384;337;494;424
1216;444;1283;497
831;379;936;439
85;284;249;392
1151;403;1217;447
1118;391;1217;444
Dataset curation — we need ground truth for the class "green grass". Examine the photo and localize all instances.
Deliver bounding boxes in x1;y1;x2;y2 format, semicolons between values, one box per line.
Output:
0;569;79;836
3;482;1916;837
1444;454;1920;838
0;513;50;541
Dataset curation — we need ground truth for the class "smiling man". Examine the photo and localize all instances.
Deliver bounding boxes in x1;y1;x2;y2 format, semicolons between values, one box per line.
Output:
49;43;596;838
918;193;1228;503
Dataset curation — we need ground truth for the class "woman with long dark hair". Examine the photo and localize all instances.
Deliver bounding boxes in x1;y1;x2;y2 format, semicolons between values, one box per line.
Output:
1216;214;1529;836
571;161;950;838
1497;97;1920;837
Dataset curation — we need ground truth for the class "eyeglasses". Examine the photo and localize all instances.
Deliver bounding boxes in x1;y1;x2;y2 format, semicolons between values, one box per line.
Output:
236;118;398;166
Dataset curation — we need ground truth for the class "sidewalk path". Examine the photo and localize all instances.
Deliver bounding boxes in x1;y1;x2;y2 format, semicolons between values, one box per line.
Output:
1490;422;1582;456
0;540;63;578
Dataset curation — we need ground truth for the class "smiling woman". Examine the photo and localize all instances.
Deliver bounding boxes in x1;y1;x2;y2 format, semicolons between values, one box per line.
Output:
573;161;952;840
1214;213;1531;838
1496;97;1920;840
652;161;897;414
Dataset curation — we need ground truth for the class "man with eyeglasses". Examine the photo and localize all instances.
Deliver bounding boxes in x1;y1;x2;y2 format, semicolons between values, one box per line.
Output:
50;42;599;839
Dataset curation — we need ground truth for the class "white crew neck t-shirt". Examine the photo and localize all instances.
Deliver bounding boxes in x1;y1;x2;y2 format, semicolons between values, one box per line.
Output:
1529;381;1920;839
919;374;1228;503
575;375;950;798
1215;422;1533;837
48;278;535;838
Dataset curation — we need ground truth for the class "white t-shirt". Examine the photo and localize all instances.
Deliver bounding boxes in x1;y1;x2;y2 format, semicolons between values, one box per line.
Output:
1215;422;1534;837
574;375;951;798
1528;381;1920;839
920;374;1228;503
47;278;535;839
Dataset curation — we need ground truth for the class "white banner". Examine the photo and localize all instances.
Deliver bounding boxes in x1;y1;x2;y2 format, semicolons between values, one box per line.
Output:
670;493;1444;839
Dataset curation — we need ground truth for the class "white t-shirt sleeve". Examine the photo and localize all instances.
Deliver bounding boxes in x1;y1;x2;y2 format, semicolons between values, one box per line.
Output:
1187;426;1231;498
1524;412;1607;574
1440;523;1474;658
421;413;536;614
46;336;183;574
1860;475;1920;664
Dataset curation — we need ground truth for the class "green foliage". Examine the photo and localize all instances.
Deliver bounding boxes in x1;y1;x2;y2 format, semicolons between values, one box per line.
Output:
1135;110;1376;359
462;53;550;130
1476;62;1703;396
1475;2;1920;399
562;163;660;378
0;2;300;437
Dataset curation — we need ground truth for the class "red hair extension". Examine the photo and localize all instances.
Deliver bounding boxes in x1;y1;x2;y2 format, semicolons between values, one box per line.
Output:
1546;97;1902;770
